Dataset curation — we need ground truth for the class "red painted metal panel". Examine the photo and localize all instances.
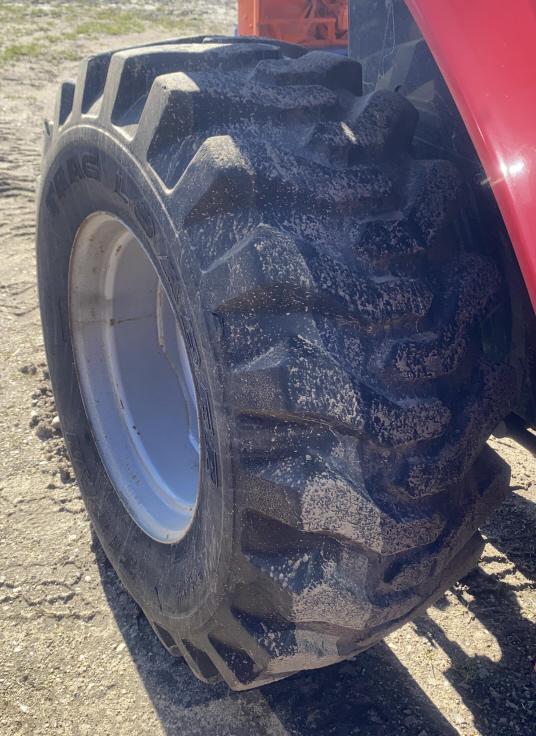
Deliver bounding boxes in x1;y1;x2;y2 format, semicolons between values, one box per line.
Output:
406;0;536;310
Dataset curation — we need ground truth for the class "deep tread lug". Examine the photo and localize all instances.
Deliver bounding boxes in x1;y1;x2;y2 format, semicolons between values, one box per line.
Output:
307;90;418;164
240;452;445;554
171;135;256;224
252;50;363;94
74;53;112;117
54;80;75;129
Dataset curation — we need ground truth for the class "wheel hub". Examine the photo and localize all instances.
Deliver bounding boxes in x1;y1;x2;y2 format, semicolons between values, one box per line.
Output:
69;212;200;543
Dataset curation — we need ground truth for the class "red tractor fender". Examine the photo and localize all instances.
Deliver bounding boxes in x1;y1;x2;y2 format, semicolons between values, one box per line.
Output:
406;0;536;311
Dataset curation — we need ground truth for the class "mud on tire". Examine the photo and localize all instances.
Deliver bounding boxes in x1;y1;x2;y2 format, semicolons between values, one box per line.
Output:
37;37;517;689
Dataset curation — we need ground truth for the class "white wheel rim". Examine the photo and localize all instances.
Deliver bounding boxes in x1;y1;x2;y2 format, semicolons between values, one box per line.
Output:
69;212;200;543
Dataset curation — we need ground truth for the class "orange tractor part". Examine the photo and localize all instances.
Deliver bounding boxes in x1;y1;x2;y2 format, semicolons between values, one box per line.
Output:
238;0;348;47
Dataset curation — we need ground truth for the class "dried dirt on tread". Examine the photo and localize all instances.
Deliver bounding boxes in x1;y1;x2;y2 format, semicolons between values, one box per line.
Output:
0;3;535;735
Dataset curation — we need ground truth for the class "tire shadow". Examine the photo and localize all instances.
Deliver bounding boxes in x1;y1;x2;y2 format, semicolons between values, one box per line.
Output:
93;532;457;735
482;490;536;583
258;644;459;735
413;568;536;736
411;484;536;736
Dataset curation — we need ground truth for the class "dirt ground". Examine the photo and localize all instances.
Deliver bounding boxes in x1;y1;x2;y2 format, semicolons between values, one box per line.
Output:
0;2;535;735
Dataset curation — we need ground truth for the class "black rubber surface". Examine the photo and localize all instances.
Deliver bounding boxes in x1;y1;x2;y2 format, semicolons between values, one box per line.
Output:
37;37;517;690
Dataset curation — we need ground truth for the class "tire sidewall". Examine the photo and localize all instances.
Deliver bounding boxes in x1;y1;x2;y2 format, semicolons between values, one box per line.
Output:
37;125;233;634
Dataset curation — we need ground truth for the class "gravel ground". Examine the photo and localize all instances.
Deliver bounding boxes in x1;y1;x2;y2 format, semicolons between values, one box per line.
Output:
0;3;535;735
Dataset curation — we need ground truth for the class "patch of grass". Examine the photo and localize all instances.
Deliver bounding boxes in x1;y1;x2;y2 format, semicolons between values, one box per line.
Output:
59;47;85;63
66;9;147;40
156;15;197;33
0;2;231;69
0;4;26;23
0;42;43;66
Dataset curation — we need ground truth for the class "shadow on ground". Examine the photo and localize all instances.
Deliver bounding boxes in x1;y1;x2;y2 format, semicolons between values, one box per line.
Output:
410;487;536;736
92;479;536;735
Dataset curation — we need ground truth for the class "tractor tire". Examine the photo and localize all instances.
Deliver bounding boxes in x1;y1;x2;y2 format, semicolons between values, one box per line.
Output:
37;37;517;690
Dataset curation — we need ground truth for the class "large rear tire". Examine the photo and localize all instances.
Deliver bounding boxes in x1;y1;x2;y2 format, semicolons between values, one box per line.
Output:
37;37;517;690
